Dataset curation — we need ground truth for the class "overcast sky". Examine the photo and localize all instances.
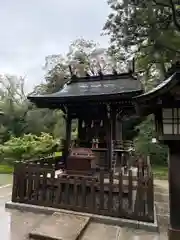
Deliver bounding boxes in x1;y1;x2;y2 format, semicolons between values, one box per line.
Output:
0;0;110;92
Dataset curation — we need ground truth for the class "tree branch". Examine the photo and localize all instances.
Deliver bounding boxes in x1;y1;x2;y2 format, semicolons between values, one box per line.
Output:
169;0;180;31
152;0;170;8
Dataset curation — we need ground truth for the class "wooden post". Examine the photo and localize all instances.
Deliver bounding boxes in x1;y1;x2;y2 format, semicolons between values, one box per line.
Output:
107;117;113;170
112;112;116;141
168;141;180;240
78;119;83;140
64;114;72;167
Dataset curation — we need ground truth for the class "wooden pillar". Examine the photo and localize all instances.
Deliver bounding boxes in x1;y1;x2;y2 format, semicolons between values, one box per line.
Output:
78;119;83;140
168;141;180;240
64;114;72;166
106;116;113;170
116;119;123;142
112;113;116;141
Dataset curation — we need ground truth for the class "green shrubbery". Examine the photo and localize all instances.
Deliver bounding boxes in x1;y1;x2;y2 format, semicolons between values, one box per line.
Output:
0;132;61;164
134;116;168;166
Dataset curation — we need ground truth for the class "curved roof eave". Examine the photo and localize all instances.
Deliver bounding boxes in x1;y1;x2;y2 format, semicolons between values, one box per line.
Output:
134;72;179;102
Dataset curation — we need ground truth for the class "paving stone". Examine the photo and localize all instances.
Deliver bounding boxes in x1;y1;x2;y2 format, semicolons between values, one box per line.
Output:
29;212;90;240
80;222;165;240
80;222;119;240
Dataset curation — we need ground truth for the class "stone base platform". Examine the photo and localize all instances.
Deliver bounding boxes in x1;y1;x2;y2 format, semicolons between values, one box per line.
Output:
5;201;158;234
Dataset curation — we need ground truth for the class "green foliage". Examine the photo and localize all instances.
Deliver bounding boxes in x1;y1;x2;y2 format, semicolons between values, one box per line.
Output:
134;116;168;166
0;133;60;164
104;0;180;83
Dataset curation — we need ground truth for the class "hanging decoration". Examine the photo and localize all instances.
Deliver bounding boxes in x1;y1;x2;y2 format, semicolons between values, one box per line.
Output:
106;104;111;118
82;121;85;128
100;120;103;127
91;120;94;128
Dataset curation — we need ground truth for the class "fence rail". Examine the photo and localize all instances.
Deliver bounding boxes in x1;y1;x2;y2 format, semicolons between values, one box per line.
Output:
11;161;154;223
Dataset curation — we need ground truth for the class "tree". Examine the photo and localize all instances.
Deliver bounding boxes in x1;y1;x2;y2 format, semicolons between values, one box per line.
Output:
103;0;180;84
42;38;129;94
0;75;29;141
134;116;168;165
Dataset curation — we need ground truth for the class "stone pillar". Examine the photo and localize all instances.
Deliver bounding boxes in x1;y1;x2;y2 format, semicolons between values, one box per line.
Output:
168;141;180;240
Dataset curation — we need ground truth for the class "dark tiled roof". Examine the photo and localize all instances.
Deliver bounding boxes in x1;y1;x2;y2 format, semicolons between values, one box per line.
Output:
28;73;142;104
134;72;179;102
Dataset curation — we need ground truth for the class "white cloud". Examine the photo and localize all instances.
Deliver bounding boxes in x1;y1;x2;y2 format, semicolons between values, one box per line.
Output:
0;0;110;93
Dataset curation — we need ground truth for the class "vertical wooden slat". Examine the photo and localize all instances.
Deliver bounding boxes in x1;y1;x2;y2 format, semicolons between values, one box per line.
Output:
33;162;41;203
108;170;113;214
90;178;96;212
50;164;55;205
81;177;86;208
19;162;26;203
24;163;29;201
64;175;70;206
73;177;79;207
128;169;133;210
118;169;122;216
147;172;154;220
11;161;20;202
54;175;62;206
137;164;145;219
99;169;104;212
41;164;48;204
27;163;33;202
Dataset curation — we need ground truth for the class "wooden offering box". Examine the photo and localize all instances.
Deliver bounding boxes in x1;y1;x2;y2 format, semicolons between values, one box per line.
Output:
66;148;95;175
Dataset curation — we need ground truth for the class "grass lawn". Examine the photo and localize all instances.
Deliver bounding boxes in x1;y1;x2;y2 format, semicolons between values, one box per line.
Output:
0;152;62;174
0;164;13;174
152;165;168;180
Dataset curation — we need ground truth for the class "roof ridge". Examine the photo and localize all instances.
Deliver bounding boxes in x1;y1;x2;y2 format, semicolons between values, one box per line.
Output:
69;72;136;83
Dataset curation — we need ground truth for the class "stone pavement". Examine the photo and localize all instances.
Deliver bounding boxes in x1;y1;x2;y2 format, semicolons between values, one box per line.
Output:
0;177;169;240
154;180;169;232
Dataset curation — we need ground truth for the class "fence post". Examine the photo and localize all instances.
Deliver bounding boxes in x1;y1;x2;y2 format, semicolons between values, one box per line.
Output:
99;168;104;212
108;170;113;214
128;169;133;210
11;161;20;202
18;162;26;203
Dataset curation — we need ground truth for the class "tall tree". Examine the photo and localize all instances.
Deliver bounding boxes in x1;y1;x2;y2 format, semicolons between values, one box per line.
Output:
104;0;180;86
42;38;129;94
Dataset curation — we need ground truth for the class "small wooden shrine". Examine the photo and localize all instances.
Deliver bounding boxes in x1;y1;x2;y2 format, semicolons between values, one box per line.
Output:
28;70;142;174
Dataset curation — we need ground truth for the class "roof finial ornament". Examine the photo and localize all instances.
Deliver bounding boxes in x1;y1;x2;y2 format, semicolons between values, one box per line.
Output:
112;68;118;75
98;69;103;79
69;65;77;81
69;65;73;77
128;58;135;73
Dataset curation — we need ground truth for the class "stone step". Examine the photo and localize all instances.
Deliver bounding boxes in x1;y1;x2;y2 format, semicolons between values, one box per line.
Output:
80;222;119;240
29;212;90;240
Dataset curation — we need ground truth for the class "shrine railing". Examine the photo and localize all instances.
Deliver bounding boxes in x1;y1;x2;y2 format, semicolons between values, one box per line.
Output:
11;161;154;223
68;139;134;151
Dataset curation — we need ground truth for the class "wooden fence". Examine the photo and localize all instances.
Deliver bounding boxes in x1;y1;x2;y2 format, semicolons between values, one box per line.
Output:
11;161;154;223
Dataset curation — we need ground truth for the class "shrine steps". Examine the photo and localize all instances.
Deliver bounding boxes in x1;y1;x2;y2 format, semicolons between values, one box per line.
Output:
29;212;90;240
